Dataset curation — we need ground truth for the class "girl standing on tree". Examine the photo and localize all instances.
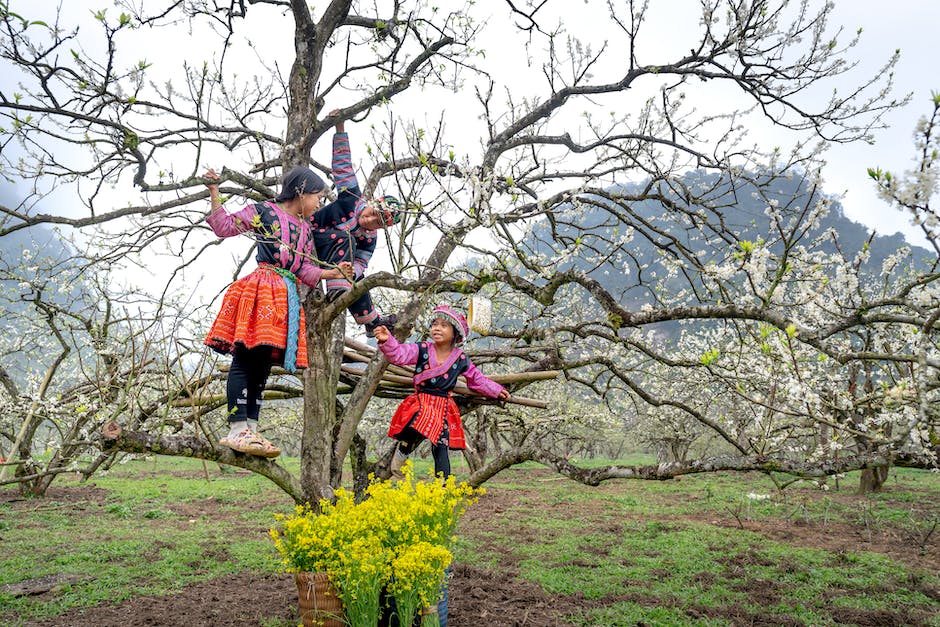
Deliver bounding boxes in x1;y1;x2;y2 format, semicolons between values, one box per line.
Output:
203;166;352;458
373;305;509;478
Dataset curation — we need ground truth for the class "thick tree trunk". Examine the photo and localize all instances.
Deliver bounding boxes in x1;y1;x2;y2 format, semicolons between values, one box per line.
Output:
858;465;890;493
300;295;346;505
349;431;374;498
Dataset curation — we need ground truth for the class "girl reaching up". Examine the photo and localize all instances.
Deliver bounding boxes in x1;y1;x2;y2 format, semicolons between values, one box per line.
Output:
203;166;352;458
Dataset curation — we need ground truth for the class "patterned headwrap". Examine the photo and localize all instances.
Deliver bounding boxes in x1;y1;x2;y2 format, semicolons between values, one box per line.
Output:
431;304;469;345
375;195;402;228
276;166;326;201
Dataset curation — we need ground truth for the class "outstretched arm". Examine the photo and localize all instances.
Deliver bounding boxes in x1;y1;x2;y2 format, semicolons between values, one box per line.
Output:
310;121;360;230
464;361;509;399
377;333;420;366
203;168;258;238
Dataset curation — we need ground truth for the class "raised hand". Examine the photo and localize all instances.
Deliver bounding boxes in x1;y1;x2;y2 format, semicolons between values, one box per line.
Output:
372;325;390;343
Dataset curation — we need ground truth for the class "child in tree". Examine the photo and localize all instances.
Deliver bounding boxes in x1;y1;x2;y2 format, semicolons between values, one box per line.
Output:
310;111;401;337
373;305;510;478
203;166;352;458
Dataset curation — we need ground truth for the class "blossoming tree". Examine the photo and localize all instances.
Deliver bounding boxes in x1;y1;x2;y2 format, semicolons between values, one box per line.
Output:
1;0;936;502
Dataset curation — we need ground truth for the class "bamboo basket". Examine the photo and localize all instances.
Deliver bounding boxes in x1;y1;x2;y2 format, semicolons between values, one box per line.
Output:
295;572;344;627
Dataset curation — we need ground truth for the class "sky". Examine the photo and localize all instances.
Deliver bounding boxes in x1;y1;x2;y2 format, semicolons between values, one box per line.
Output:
2;0;938;248
812;1;939;242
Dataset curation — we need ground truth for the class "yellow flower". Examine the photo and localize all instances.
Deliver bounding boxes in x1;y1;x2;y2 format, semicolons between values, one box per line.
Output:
270;463;483;624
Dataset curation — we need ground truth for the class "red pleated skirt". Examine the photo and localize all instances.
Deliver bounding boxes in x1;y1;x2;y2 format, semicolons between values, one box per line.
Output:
204;265;307;368
388;392;466;450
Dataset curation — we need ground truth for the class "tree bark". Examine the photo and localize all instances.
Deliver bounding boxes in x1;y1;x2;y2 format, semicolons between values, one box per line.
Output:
858;465;890;493
300;294;346;505
99;420;303;500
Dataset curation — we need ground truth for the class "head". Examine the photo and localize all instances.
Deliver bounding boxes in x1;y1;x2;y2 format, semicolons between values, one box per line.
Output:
430;305;469;347
358;195;402;231
276;166;326;218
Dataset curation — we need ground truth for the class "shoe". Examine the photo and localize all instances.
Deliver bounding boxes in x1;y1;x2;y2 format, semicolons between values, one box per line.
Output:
390;449;407;481
219;429;281;458
365;313;399;338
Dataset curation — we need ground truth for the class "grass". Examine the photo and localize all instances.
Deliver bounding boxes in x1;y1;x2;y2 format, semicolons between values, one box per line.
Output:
1;455;938;626
462;463;940;626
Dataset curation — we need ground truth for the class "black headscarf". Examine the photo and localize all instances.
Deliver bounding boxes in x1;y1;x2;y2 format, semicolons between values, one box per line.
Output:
276;166;326;201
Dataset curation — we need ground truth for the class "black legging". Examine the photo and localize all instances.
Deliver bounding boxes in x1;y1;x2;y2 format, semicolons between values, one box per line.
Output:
397;419;452;477
226;345;274;423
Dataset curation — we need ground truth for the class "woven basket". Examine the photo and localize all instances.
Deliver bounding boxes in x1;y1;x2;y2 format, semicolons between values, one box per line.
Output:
419;604;440;627
295;572;344;627
467;295;492;335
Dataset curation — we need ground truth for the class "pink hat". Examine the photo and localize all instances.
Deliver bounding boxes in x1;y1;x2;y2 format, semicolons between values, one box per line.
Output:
431;305;469;344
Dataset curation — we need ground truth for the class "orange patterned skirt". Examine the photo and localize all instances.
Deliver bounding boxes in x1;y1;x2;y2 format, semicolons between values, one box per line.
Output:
388;392;467;450
205;265;307;368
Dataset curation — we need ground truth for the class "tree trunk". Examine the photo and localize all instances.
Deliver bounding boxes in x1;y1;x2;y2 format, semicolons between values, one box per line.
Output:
858;465;889;493
300;295;346;506
349;431;374;499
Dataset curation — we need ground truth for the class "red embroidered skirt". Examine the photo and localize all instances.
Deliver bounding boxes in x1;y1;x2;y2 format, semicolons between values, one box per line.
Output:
205;265;307;368
388;392;466;450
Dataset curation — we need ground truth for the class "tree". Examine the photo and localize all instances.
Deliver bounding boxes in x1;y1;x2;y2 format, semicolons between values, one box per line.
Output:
1;0;935;503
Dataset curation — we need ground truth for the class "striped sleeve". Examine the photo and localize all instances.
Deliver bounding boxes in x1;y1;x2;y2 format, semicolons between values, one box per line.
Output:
353;232;376;275
332;132;358;193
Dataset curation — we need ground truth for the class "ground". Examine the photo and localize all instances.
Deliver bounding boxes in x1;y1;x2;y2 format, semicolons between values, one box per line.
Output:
5;468;939;627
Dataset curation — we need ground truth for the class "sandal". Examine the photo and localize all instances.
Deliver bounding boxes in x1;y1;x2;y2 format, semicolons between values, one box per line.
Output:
219;429;281;458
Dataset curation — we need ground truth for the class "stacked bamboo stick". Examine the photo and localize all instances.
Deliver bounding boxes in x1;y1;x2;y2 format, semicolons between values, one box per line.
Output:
176;337;556;409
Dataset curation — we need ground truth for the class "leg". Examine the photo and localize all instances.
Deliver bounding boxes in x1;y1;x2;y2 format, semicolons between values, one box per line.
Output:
245;345;274;423
432;419;452;477
226;344;253;424
220;345;280;458
391;425;424;480
430;441;451;478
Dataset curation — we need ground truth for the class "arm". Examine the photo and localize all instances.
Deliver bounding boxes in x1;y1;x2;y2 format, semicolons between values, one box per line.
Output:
309;132;360;230
295;261;353;288
203;170;259;238
331;131;358;194
463;360;509;399
377;334;420;367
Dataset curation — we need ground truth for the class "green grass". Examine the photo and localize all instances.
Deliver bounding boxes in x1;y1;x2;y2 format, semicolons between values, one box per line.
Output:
1;455;938;626
0;457;296;623
461;462;940;626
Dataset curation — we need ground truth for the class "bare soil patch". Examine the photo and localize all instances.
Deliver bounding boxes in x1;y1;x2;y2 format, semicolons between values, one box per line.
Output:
8;471;940;626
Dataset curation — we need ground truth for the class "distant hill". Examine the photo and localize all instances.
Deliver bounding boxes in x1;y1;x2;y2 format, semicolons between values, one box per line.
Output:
472;170;933;343
0;205;82;389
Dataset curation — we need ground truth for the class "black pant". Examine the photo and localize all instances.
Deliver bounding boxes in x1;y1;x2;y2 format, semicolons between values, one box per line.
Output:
226;345;274;423
397;419;452;477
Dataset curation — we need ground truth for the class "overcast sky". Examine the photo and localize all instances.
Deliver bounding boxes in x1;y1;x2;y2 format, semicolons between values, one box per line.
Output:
2;1;937;247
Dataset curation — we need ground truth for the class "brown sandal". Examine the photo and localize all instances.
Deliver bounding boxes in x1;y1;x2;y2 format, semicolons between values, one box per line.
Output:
219;429;281;458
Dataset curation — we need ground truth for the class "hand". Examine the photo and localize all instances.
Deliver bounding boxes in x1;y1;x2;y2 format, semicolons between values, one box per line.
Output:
337;261;353;280
339;261;353;278
203;168;220;191
498;389;511;401
329;108;345;133
372;325;390;343
321;262;353;281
